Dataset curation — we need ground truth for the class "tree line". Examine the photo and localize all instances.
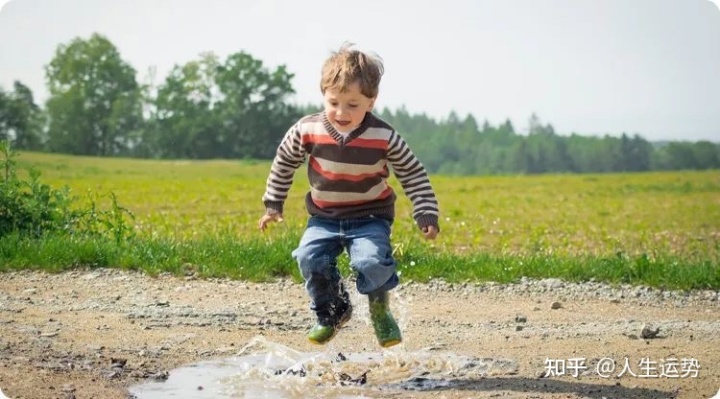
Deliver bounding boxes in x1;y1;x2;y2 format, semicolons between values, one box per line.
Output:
381;110;720;174
1;33;718;175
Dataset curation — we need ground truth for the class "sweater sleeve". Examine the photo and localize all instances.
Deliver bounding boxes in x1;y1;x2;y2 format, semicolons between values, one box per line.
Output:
386;130;440;231
261;122;306;215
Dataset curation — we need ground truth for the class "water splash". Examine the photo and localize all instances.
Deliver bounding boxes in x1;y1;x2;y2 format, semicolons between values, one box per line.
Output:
129;336;517;398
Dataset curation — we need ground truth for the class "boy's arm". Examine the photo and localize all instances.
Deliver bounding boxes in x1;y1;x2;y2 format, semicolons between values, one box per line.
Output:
262;123;306;215
386;131;440;232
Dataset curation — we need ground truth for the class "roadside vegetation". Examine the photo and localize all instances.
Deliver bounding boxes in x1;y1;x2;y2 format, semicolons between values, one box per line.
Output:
1;147;718;291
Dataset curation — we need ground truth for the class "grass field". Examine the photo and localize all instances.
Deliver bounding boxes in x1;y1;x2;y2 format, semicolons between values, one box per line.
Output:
5;151;720;289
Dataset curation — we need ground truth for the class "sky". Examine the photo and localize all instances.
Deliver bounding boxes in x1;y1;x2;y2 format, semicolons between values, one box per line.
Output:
1;0;719;141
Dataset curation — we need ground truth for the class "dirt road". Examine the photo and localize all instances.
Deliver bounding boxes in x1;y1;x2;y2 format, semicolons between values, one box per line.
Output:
1;269;718;399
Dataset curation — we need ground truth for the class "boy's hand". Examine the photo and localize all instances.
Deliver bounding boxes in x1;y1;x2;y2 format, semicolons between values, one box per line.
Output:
258;213;284;231
422;225;439;240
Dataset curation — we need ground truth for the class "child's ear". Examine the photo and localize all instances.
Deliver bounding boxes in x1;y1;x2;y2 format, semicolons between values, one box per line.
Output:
368;97;377;111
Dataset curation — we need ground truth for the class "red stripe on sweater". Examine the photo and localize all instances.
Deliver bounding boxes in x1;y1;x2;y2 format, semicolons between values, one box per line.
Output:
345;138;387;149
302;134;336;145
301;134;387;150
310;158;385;182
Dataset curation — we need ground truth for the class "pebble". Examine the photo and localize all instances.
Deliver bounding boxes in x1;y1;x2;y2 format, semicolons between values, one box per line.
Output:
641;324;661;339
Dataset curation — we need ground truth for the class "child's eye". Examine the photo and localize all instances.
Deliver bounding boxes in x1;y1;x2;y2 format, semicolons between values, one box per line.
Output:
349;104;358;108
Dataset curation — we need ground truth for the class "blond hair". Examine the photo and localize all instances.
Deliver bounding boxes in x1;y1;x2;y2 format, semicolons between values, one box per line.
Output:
320;43;384;98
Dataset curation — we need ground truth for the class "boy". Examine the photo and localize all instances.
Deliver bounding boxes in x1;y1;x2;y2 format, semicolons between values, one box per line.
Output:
259;44;439;348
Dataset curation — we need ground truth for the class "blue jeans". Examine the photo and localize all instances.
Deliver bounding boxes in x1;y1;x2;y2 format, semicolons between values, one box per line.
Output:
292;216;399;313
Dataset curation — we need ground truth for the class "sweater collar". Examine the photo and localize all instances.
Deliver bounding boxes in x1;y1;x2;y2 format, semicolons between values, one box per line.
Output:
322;112;373;145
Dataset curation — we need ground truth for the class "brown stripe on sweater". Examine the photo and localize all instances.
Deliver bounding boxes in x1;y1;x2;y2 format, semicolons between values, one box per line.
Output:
308;166;387;194
305;191;397;219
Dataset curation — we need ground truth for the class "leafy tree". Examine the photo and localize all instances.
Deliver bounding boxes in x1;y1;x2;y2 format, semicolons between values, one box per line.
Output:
0;82;43;150
622;134;652;171
522;115;572;173
692;141;720;169
45;33;143;156
214;52;297;159
657;142;697;170
148;53;220;158
148;51;298;159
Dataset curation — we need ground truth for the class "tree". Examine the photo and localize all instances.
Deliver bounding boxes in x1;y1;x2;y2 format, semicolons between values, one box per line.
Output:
692;141;720;169
618;133;652;171
148;51;298;159
214;52;297;159
45;33;143;156
148;53;221;158
0;82;43;150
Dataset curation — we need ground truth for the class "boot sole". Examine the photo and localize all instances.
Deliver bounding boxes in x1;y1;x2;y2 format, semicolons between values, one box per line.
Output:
307;307;353;345
379;338;402;348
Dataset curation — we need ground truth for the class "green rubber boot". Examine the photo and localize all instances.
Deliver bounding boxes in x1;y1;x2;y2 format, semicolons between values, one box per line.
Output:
307;299;353;345
368;290;402;348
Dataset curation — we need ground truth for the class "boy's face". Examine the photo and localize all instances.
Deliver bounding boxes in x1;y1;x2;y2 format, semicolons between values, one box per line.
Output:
323;82;376;133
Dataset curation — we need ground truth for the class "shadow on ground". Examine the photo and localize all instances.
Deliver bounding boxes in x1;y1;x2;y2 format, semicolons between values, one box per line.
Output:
389;376;676;399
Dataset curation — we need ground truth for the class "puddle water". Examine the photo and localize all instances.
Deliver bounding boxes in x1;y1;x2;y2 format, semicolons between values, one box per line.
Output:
129;336;517;399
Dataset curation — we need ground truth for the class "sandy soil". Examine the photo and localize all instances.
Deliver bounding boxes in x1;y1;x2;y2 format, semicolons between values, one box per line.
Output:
1;269;718;399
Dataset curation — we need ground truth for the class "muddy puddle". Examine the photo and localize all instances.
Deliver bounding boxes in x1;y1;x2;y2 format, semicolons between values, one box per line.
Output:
129;336;518;398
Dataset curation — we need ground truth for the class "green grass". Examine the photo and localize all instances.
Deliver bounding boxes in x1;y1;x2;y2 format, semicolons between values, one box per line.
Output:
0;232;303;281
3;151;719;290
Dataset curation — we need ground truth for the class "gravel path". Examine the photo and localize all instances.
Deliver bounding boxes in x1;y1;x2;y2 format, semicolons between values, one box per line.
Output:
1;269;718;399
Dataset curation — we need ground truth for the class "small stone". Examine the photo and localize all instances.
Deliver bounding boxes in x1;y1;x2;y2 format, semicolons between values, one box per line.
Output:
150;371;169;381
106;370;121;379
61;384;76;393
129;370;145;378
641;324;660;339
551;302;562;310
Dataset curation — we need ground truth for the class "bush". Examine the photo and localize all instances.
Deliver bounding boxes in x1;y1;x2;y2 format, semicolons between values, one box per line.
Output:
0;140;135;242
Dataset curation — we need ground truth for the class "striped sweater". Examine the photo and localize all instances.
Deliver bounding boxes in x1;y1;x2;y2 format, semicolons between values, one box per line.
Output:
262;112;440;230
